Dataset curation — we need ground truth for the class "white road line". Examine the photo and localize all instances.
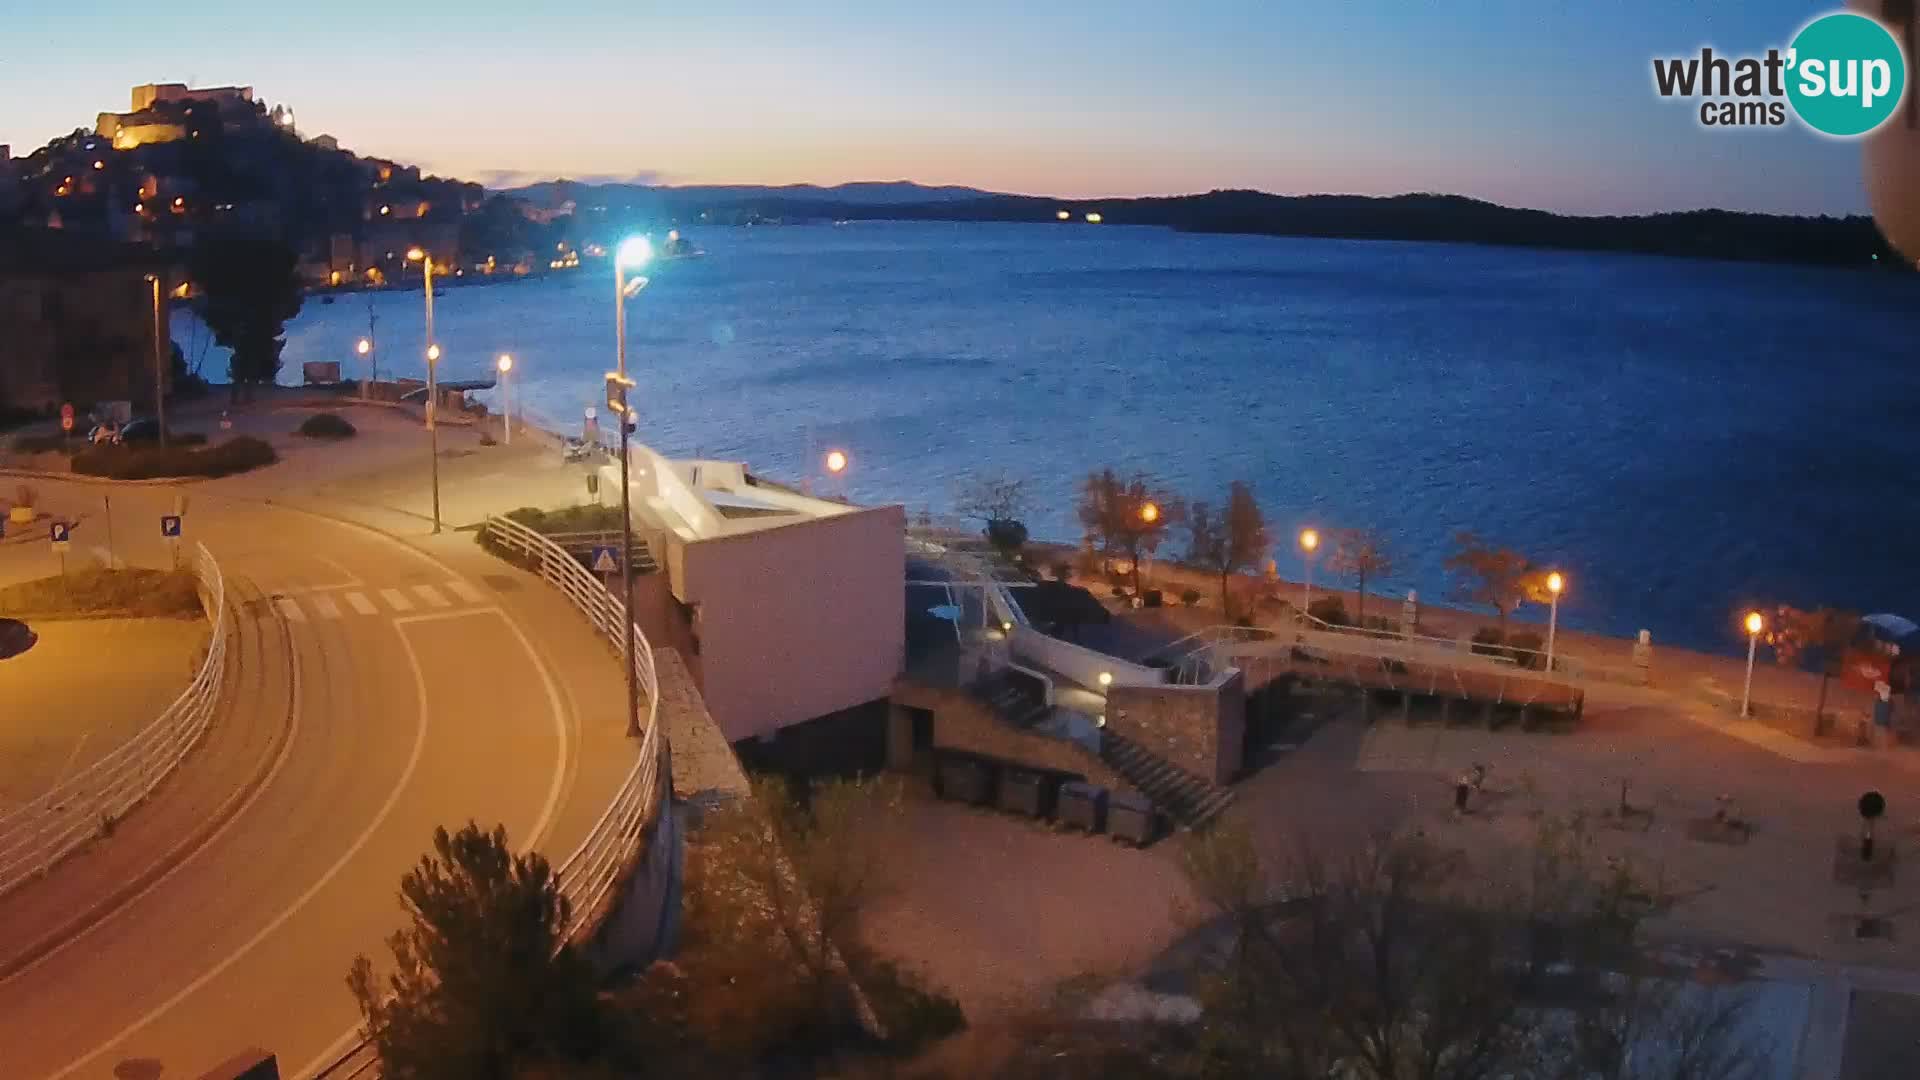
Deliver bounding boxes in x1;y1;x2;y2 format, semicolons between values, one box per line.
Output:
411;583;451;609
344;592;378;616
378;588;413;612
309;553;362;589
272;597;306;623
48;602;424;1080
309;594;342;620
445;579;486;605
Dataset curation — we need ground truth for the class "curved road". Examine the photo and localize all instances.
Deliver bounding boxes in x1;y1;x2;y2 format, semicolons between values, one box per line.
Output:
0;482;581;1078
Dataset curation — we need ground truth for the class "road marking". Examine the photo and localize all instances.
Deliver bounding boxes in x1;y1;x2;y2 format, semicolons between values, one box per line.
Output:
411;583;451;609
309;594;342;620
445;579;485;605
272;597;306;623
48;601;426;1080
379;587;413;612
303;606;573;1080
310;553;362;589
344;591;378;616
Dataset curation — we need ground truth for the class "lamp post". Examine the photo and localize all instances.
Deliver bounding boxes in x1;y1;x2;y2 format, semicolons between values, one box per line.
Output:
406;247;441;533
144;272;167;451
496;353;513;445
824;448;848;500
1139;501;1160;587
1298;527;1320;619
612;235;652;739
1741;611;1765;718
1545;571;1564;671
357;337;375;385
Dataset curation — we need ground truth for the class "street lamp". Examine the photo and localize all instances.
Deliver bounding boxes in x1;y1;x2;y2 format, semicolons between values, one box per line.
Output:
406;247;441;533
825;449;848;475
496;353;513;446
1298;527;1320;619
611;234;652;738
1741;611;1765;718
1545;571;1565;671
1138;501;1161;585
143;272;167;451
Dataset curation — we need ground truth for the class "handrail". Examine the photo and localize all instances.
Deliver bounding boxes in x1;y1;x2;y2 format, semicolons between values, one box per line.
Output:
0;542;228;898
316;517;667;1078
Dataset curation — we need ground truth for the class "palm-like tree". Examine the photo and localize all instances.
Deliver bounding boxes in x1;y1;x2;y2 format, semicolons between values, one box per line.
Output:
1889;0;1916;128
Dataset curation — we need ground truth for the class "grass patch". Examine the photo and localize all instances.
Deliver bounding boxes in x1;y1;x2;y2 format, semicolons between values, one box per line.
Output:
0;566;204;618
297;412;357;439
72;436;277;480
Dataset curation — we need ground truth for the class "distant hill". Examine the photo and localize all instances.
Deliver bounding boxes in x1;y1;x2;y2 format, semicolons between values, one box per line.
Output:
694;189;1904;270
503;179;995;207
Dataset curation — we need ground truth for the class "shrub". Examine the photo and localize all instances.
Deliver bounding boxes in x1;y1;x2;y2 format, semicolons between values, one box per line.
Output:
1507;631;1546;669
1111;586;1128;599
297;412;357;439
1181;587;1202;607
984;518;1028;554
857;956;967;1054
1307;595;1350;627
71;436;277;480
1142;588;1163;608
10;434;71;454
478;432;497;447
1052;562;1073;582
1470;627;1506;656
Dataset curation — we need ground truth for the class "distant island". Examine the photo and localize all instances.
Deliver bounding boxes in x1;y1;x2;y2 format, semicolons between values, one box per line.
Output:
515;181;1904;270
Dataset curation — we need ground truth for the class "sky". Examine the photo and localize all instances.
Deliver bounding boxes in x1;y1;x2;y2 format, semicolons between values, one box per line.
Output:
0;1;1880;215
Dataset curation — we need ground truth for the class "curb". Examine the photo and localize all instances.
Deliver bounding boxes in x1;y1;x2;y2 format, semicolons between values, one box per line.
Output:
0;466;206;488
0;576;295;984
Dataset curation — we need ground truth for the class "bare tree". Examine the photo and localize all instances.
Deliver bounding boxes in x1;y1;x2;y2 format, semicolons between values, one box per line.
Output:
1326;527;1395;627
1077;468;1181;594
957;471;1035;556
1186;483;1268;618
1445;531;1547;640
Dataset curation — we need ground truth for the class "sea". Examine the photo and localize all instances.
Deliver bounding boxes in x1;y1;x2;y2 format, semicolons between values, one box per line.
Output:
182;221;1920;654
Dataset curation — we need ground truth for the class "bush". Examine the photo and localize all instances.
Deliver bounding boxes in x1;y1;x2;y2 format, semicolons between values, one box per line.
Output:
1111;586;1129;599
10;434;71;454
1142;588;1163;608
297;412;357;439
1470;627;1505;655
857;956;967;1054
1507;630;1546;669
71;436;278;480
984;518;1028;554
1181;587;1202;607
1307;596;1350;626
1052;562;1073;582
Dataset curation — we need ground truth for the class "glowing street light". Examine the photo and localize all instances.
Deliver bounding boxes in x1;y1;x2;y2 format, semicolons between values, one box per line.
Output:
1741;611;1765;718
356;338;371;355
496;353;514;446
407;247;442;532
825;449;848;474
1545;571;1565;671
612;234;653;739
1056;210;1070;221
1139;501;1160;524
1298;528;1321;619
1097;671;1114;688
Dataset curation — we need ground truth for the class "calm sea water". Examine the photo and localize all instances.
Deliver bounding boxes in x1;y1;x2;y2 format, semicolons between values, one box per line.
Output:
202;222;1920;653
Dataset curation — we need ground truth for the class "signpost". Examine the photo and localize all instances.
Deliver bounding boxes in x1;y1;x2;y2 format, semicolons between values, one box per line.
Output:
590;544;621;594
60;402;74;451
162;514;183;568
49;521;70;577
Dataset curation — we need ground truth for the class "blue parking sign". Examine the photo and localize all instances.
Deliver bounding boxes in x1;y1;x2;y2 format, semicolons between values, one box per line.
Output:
49;522;70;546
161;515;182;538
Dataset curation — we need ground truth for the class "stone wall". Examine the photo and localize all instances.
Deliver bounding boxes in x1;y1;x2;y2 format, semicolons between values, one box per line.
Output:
896;682;1136;797
1106;670;1244;784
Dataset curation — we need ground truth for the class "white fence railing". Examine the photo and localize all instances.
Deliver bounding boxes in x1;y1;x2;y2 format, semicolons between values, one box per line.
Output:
317;515;666;1078
0;542;228;899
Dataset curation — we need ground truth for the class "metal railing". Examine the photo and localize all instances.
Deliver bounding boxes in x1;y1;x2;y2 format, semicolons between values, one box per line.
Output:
0;542;228;899
317;515;666;1078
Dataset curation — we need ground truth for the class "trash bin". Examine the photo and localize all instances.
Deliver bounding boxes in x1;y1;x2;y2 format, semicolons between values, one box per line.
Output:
998;769;1049;818
937;756;993;806
1108;791;1157;846
1058;781;1107;832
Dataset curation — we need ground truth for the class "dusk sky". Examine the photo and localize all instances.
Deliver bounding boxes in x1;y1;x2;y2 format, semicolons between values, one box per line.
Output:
0;1;1875;215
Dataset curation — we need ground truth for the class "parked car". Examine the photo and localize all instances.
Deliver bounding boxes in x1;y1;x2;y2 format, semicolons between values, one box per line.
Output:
117;418;164;444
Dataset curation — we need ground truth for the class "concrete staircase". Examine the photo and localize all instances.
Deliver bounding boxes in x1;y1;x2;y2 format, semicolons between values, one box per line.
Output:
1098;730;1236;830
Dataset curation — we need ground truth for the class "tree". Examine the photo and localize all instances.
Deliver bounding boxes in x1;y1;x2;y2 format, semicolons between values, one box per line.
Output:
1764;605;1862;730
1326;527;1394;627
347;822;602;1080
1187;482;1268;618
189;229;303;403
1077;468;1181;594
1445;532;1545;640
956;470;1034;559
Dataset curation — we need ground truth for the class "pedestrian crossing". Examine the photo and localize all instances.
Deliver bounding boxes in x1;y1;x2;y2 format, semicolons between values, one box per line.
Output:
266;581;489;623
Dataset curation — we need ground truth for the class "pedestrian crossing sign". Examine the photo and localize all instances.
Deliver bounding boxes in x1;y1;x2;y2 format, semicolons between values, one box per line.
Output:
590;545;621;574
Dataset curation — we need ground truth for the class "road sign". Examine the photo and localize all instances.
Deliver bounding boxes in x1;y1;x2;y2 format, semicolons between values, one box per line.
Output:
49;522;70;547
60;402;74;433
590;545;621;575
161;515;182;538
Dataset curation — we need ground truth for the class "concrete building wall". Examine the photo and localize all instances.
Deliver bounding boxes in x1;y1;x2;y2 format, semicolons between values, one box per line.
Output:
1106;670;1244;784
669;505;906;741
898;682;1137;797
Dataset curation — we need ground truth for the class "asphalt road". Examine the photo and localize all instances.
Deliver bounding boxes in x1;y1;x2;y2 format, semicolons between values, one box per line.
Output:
0;480;582;1078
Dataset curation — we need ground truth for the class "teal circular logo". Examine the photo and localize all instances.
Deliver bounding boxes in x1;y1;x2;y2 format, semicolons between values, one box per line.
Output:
1786;12;1907;137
